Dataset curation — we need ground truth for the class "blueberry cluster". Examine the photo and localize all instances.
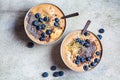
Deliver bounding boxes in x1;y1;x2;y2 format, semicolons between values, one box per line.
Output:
97;28;105;40
76;38;91;48
42;65;64;78
54;18;60;27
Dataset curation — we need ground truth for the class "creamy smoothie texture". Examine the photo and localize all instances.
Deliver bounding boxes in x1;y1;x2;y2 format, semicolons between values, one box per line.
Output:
61;30;102;72
24;4;66;44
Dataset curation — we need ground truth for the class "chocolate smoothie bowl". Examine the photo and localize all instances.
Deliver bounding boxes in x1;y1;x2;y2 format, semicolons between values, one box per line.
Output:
61;20;103;72
24;3;66;45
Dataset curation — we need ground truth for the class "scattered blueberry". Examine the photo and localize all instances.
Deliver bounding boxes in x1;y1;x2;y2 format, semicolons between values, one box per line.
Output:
75;60;80;65
80;56;86;63
59;71;64;76
32;20;38;26
84;42;90;48
76;38;81;43
35;13;40;18
41;24;46;29
94;58;100;63
90;62;95;66
43;16;49;22
86;57;91;61
83;65;88;71
39;37;44;41
96;51;101;56
79;40;85;45
51;66;57;71
36;25;42;30
85;39;90;44
38;17;43;23
53;72;59;77
46;30;52;35
76;55;81;60
55;18;59;22
84;32;89;36
97;34;102;40
41;33;46;38
42;72;49;77
99;28;105;33
27;42;34;48
54;22;59;27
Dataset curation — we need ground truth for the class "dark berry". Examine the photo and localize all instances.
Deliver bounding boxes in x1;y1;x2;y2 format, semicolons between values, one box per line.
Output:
53;72;59;77
54;22;59;27
80;56;86;63
79;40;85;45
86;57;91;61
96;51;101;56
76;38;81;43
99;28;105;33
38;17;43;23
27;42;34;48
39;37;44;41
41;33;46;38
41;24;46;29
43;16;49;22
35;13;40;18
85;39;90;44
32;20;38;26
97;34;102;40
46;30;52;35
84;42;90;48
76;55;81;60
42;72;49;77
94;58;100;63
36;25;42;30
83;65;88;71
90;62;95;66
84;32;89;36
75;60;80;65
51;66;57;71
55;18;59;22
59;71;64;76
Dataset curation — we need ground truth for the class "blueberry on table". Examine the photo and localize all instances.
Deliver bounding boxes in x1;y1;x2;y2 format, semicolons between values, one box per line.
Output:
51;66;57;71
53;72;59;77
32;20;39;26
83;65;88;71
43;16;49;22
42;72;49;77
39;37;44;41
38;17;43;23
76;38;81;43
41;24;46;29
75;60;80;65
59;71;64;76
41;33;46;38
46;30;52;35
55;18;59;22
97;34;102;40
36;25;42;30
27;42;34;48
94;58;100;63
96;51;101;56
99;28;105;33
84;32;89;36
35;13;40;18
86;57;91;61
54;22;59;27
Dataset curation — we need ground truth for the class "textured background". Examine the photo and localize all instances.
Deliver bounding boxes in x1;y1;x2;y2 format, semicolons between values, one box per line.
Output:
0;0;120;80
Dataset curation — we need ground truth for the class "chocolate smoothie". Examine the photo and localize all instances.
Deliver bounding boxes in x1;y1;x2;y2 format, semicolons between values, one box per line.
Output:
61;30;102;72
24;3;66;44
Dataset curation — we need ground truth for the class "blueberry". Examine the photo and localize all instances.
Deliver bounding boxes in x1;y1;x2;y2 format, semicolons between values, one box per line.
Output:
96;51;101;56
80;56;86;63
90;62;95;66
99;28;105;33
43;16;49;22
39;37;44;41
59;71;64;76
94;58;100;63
83;65;88;71
84;42;90;48
79;40;85;45
55;18;59;22
32;20;38;26
41;24;46;29
86;57;91;61
84;32;89;36
51;66;57;71
35;13;40;18
97;34;102;40
53;72;59;77
41;33;46;38
76;55;81;60
85;39;90;44
42;72;49;77
75;60;80;65
38;17;43;23
36;25;42;30
54;22;59;27
46;30;52;35
76;38;81;43
27;42;34;48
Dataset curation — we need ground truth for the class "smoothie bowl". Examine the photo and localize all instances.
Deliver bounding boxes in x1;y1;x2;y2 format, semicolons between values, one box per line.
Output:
24;3;66;45
61;21;103;72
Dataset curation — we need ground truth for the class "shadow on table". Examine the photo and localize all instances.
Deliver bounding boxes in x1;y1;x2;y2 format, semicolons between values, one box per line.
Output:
51;41;69;70
13;10;32;43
